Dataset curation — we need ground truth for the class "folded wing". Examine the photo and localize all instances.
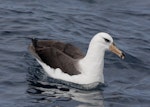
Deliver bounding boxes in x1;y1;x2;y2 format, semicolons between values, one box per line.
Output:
29;39;85;75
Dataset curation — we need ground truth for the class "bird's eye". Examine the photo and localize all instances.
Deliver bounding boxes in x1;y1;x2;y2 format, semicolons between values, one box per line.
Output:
104;38;110;43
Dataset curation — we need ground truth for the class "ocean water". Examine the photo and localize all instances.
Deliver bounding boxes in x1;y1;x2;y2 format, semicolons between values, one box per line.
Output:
0;0;150;107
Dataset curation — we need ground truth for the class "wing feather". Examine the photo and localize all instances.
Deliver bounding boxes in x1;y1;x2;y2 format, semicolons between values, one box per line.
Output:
29;39;84;75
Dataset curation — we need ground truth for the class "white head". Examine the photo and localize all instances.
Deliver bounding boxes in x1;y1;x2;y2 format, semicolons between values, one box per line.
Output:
90;32;113;50
90;32;125;59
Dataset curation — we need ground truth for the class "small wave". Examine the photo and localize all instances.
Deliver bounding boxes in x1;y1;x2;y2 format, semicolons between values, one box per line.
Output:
47;77;106;91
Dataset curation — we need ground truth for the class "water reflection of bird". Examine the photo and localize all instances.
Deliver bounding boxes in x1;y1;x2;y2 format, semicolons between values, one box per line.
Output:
27;81;104;107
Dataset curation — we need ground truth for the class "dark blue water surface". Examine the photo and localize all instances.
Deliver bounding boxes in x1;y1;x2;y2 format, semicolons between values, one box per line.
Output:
0;0;150;107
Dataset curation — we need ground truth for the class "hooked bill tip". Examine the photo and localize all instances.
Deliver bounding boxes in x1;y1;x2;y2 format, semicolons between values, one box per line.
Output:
121;53;125;59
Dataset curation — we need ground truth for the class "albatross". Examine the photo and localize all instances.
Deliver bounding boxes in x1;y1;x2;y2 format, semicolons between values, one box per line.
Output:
29;32;125;84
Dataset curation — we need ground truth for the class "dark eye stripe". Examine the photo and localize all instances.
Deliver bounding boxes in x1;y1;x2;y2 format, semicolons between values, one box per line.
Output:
104;38;110;43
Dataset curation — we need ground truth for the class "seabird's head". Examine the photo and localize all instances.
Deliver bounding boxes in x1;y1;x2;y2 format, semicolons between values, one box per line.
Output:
92;32;125;59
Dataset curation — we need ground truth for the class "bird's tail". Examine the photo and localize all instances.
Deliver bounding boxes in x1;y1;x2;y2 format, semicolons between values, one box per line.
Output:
31;38;38;48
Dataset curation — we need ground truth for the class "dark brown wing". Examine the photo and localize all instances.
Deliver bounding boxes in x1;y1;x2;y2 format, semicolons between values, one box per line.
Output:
32;39;84;59
29;39;84;75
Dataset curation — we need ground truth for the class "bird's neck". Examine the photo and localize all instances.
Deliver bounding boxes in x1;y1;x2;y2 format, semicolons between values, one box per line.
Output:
78;42;106;83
